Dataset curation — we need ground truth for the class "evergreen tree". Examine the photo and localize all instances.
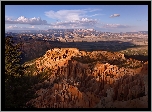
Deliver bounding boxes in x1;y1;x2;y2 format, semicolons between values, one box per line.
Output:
5;36;23;80
5;36;25;108
5;36;51;108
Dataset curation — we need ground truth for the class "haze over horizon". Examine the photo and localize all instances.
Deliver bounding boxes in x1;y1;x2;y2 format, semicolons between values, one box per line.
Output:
5;5;148;33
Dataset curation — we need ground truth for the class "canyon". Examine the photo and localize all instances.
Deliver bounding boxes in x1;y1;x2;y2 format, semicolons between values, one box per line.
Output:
26;48;148;108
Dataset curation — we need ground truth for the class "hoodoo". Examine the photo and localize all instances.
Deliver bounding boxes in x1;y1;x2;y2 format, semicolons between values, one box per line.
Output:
26;48;148;108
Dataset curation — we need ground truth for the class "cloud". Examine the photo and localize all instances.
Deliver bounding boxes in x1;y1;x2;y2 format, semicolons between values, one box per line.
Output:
5;16;48;25
110;14;120;18
103;24;130;28
45;8;102;21
89;14;104;17
45;9;87;21
49;18;98;29
44;8;101;29
85;8;102;12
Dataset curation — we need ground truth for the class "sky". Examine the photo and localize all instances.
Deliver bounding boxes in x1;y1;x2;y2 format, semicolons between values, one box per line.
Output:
5;5;148;33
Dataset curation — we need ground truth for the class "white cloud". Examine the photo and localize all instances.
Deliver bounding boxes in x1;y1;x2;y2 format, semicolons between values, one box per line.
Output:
49;18;98;29
44;9;104;29
84;8;102;12
110;14;120;18
5;16;48;25
45;9;87;21
89;14;104;17
45;8;102;21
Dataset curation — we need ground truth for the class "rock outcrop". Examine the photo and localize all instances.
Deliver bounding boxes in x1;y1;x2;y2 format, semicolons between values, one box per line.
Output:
26;48;148;108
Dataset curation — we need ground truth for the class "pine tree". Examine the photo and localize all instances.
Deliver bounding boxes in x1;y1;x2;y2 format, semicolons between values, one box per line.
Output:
5;36;23;80
5;36;25;108
5;36;51;108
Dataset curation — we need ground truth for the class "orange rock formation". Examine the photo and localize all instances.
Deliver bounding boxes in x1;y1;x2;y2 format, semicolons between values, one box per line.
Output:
26;48;148;108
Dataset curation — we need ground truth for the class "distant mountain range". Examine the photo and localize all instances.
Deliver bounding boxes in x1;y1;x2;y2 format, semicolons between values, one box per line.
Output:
5;29;148;34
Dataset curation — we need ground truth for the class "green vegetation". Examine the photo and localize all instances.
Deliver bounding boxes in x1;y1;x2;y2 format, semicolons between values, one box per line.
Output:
72;52;142;69
119;46;148;62
5;36;51;108
121;49;148;56
120;46;148;56
5;36;23;78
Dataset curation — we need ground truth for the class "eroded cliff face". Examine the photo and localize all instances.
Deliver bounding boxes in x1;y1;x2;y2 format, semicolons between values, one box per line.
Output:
26;48;148;108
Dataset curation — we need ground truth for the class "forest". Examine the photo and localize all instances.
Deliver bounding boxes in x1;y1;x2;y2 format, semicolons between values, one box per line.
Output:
5;36;50;108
